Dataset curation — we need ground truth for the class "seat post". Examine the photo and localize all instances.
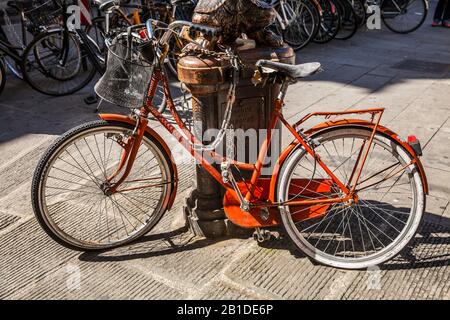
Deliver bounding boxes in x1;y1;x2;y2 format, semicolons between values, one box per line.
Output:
277;76;290;102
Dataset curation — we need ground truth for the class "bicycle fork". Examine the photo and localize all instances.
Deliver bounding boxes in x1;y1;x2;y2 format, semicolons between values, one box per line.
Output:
105;110;149;194
276;0;298;31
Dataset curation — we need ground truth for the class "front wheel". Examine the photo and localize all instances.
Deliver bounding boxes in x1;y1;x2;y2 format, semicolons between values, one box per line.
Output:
277;126;425;269
32;120;176;251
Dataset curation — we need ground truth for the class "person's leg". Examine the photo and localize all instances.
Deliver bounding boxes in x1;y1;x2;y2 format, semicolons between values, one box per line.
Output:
433;0;446;26
442;0;450;27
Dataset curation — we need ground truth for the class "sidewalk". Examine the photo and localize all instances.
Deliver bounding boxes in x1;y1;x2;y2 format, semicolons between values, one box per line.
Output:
1;3;450;299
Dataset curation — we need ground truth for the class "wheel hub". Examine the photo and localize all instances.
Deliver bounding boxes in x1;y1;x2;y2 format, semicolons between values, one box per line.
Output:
100;182;113;196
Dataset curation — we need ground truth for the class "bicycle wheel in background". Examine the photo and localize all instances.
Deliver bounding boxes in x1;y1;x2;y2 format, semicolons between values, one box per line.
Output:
0;59;6;94
21;29;97;96
277;127;425;269
32;120;175;251
334;0;358;40
165;3;197;77
85;16;108;57
0;9;24;79
282;0;319;51
349;0;367;27
381;0;428;34
314;0;341;43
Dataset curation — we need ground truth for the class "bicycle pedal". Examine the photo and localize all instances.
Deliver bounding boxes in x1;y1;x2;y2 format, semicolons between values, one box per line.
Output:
253;228;280;243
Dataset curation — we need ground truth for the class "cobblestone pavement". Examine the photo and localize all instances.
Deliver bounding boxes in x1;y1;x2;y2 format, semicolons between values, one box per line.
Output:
1;1;450;300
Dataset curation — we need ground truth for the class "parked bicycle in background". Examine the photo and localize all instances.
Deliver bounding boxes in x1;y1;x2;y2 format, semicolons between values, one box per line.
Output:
0;0;62;94
267;0;428;50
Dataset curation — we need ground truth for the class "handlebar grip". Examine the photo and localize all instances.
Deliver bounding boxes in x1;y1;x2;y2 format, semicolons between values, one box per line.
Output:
190;24;220;37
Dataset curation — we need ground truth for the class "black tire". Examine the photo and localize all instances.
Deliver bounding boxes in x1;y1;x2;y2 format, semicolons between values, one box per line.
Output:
381;0;428;34
282;0;320;51
21;29;97;96
0;59;6;95
349;0;367;27
334;0;358;40
31;120;176;251
313;0;341;43
276;126;425;269
84;16;107;57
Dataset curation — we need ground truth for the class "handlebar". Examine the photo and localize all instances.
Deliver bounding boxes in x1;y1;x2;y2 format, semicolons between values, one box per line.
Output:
95;0;119;12
157;20;220;47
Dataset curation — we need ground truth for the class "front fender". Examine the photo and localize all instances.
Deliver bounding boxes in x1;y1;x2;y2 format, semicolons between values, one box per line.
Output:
99;113;179;210
269;119;429;202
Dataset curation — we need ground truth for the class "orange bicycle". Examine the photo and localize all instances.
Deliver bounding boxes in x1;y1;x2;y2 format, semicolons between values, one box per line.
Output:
31;20;428;269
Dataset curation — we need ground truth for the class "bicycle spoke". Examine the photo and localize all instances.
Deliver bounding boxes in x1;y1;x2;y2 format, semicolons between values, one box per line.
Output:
281;127;422;267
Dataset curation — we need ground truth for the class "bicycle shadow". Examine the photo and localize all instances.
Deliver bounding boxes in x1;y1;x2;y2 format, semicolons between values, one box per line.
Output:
78;201;450;271
379;212;450;271
258;204;450;271
78;223;233;263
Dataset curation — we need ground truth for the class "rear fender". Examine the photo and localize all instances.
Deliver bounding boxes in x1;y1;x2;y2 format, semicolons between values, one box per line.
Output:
99;114;179;210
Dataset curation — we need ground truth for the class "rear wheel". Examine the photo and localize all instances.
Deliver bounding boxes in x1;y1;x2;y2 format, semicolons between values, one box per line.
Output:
22;29;97;96
381;0;428;34
277;126;425;269
334;0;358;40
32;120;175;251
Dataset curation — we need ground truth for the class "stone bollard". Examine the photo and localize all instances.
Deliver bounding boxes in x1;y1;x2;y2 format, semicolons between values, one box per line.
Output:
178;45;295;238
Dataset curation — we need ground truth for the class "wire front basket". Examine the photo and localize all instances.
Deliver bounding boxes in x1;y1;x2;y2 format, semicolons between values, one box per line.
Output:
95;33;155;109
22;0;63;30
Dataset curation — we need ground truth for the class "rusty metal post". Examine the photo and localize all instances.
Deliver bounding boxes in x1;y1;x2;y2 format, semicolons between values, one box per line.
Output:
179;45;295;238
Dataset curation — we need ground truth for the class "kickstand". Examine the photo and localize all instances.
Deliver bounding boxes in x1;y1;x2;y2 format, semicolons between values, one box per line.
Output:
94;99;104;113
83;93;103;113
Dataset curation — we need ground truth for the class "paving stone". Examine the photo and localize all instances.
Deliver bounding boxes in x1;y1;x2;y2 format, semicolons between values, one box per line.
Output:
423;196;449;226
0;141;53;199
392;59;450;75
8;260;184;300
0;218;79;298
0;134;51;168
0;212;20;231
389;82;450;145
424;167;450;201
0;182;34;217
422;117;450;172
341;221;450;300
352;78;433;124
196;280;259;300
224;237;349;300
104;237;245;290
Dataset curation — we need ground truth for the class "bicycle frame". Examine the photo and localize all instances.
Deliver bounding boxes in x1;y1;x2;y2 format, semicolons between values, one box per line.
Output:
97;19;428;228
0;20;23;65
101;63;394;221
0;39;22;65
